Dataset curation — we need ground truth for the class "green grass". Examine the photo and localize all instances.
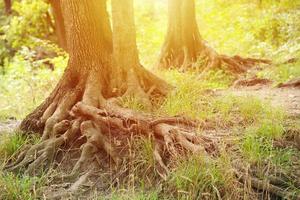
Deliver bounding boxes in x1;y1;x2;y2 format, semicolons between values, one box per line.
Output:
0;131;45;200
0;54;66;120
101;190;159;200
0;64;296;200
257;60;300;84
0;131;40;163
0;0;299;199
0;172;44;200
166;153;241;200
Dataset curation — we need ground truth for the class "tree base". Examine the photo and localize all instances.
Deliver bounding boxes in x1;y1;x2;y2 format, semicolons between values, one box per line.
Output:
4;68;218;198
158;41;271;75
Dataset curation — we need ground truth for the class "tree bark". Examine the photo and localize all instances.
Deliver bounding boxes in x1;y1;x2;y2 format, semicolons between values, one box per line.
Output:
158;0;202;70
158;0;271;73
49;0;67;50
4;0;11;15
111;0;170;99
12;2;211;185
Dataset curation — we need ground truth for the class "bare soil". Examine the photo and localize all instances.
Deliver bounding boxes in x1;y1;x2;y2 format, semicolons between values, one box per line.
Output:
225;84;300;117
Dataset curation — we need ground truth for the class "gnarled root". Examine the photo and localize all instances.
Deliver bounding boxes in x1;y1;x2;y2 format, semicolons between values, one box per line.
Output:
236;171;300;199
8;75;218;197
277;77;300;88
197;52;272;78
159;39;271;75
5;120;80;175
71;101;218;179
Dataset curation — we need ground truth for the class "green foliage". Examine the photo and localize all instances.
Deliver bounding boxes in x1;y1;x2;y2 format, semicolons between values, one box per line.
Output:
0;131;39;162
158;77;285;129
167;153;239;199
0;52;66;119
4;0;51;49
197;0;300;60
240;118;299;171
157;70;232;119
257;60;300;84
0;131;43;200
0;132;26;159
0;172;45;200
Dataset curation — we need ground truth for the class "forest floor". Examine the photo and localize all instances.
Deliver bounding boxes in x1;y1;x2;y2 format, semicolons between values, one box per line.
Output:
220;84;300;117
0;89;294;133
0;72;299;199
1;81;299;134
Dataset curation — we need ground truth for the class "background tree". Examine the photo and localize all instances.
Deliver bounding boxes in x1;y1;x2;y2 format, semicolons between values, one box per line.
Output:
48;0;67;50
5;0;213;194
158;0;271;73
3;0;11;15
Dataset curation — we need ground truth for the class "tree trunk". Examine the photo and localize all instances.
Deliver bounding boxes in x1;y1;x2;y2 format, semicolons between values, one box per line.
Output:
4;0;11;15
158;0;271;73
111;0;169;102
49;0;67;50
20;0;113;134
7;1;217;197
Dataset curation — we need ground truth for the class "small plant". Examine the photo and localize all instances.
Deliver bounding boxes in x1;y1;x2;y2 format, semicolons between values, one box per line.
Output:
0;131;39;163
241;120;287;165
167;153;239;199
0;172;45;200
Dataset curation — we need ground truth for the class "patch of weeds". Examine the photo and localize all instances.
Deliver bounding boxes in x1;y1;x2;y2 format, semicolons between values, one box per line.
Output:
241;134;274;164
107;137;161;194
212;95;285;126
0;53;65;120
157;72;203;118
257;60;300;84
240;119;293;166
222;95;285;125
166;153;240;199
0;131;39;163
201;69;235;89
0;171;45;200
121;96;148;112
107;190;159;200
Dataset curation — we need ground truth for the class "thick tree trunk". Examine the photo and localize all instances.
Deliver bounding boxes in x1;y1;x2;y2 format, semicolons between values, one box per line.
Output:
49;0;67;50
20;0;113;133
111;0;170;100
14;0;207;182
4;0;11;15
5;1;294;198
158;0;202;69
158;0;271;73
14;1;182;185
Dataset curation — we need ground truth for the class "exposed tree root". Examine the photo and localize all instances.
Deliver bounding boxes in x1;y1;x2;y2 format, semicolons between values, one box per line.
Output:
70;100;218;177
277;77;300;88
236;171;300;199
234;162;300;199
5;72;219;198
233;77;272;88
159;39;271;76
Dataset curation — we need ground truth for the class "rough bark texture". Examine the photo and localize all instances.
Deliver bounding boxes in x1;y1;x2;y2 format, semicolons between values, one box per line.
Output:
12;1;206;197
5;1;295;198
158;0;271;73
111;0;170;104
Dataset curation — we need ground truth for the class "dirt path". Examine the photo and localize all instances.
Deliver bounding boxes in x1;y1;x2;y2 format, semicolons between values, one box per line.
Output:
0;85;299;134
219;85;300;117
0;119;21;134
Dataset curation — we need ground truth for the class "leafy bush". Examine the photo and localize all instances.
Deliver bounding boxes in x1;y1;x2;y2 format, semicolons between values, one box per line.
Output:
4;0;51;49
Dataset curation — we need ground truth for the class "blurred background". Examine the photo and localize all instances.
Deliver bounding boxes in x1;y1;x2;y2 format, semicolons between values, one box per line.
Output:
0;0;299;119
